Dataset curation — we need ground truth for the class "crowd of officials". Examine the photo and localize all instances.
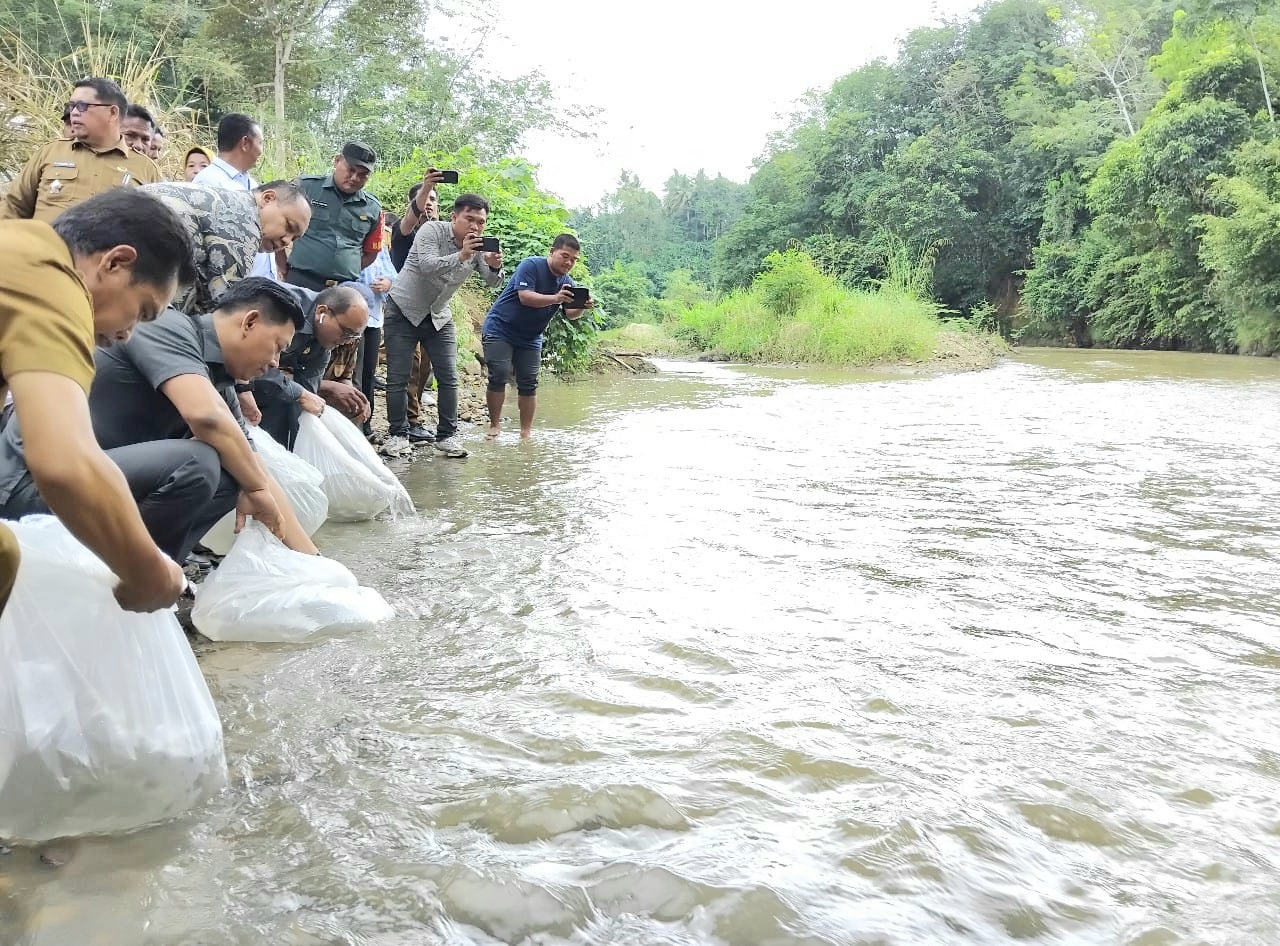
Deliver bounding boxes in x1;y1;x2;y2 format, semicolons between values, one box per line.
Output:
0;77;594;615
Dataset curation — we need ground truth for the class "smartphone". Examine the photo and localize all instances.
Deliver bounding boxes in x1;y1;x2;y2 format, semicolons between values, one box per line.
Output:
481;236;501;253
567;287;590;307
438;169;460;184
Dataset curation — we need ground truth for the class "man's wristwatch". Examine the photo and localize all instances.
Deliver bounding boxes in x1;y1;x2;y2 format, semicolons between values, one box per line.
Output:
234;383;253;393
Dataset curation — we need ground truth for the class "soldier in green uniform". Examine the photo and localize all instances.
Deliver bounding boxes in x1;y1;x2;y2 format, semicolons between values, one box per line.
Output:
278;142;383;291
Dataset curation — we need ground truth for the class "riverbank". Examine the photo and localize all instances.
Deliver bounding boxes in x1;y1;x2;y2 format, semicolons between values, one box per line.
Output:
601;322;1010;373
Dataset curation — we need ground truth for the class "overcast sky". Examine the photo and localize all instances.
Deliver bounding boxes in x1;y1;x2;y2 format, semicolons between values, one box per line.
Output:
450;0;981;209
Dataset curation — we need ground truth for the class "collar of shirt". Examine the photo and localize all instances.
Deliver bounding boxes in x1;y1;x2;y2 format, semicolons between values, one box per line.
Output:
322;173;368;204
211;157;252;189
71;136;130;158
196;314;236;387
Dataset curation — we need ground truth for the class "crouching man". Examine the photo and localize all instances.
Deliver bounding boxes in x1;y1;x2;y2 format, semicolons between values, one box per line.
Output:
245;283;371;449
0;189;194;612
0;278;318;566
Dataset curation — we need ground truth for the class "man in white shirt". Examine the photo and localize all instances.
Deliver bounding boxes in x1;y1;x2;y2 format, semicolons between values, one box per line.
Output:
192;113;276;281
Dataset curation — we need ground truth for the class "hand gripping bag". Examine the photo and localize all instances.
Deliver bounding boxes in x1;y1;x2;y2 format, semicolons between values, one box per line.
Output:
315;411;415;519
294;412;393;522
191;522;394;643
0;516;227;843
200;425;330;555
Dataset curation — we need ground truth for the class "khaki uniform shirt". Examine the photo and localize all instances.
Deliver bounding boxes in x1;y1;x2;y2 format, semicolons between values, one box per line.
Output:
0;136;161;223
0;220;97;610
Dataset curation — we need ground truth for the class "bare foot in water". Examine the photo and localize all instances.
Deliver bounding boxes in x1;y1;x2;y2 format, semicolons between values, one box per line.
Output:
519;429;532;441
485;427;500;442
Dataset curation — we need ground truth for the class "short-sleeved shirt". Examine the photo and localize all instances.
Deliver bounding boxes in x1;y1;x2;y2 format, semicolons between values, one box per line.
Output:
482;257;574;350
142;182;261;314
286;174;381;282
0;136;161;223
0;220;97;507
90;308;243;450
0;221;95;403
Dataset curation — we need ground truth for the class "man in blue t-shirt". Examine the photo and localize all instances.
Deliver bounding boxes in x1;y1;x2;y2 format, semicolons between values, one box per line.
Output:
481;234;592;440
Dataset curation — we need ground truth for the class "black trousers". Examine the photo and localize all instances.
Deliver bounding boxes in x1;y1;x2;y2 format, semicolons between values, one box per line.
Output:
255;386;303;450
0;440;238;564
353;325;382;406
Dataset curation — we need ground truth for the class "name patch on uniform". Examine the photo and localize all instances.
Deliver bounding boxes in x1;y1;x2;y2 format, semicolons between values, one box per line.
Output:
311;200;329;208
51;161;75;168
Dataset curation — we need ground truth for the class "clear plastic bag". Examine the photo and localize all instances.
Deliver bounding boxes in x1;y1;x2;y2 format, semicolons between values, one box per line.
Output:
190;522;394;643
294;412;393;522
200;425;330;555
315;411;415;519
0;516;227;843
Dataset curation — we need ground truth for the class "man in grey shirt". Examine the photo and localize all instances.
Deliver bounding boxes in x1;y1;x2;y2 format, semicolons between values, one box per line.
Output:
383;192;503;458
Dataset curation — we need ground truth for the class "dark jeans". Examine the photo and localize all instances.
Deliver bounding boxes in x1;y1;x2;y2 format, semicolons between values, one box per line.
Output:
0;440;238;563
483;336;541;396
384;299;458;440
253;383;303;450
353;325;382;406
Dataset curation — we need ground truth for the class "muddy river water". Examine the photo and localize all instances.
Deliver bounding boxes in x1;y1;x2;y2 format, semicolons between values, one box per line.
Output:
3;349;1280;945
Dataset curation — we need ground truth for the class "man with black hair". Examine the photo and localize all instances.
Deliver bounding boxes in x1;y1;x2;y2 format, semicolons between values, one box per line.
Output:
0;188;196;614
192;113;264;192
143;180;313;314
148;126;166;162
382;192;504;459
122;104;155;155
1;77;160;222
248;283;371;448
92;278;318;557
483;234;592;441
390;175;442;442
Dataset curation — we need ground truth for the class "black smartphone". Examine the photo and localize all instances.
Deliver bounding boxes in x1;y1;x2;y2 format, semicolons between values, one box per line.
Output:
438;169;460;184
567;287;590;307
481;236;500;253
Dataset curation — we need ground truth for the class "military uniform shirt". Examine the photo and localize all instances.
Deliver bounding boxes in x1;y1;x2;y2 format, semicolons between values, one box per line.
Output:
0;136;161;223
286;174;381;282
142;182;262;315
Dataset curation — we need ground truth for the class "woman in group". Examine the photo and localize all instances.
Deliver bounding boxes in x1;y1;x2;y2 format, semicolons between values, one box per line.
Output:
183;146;211;182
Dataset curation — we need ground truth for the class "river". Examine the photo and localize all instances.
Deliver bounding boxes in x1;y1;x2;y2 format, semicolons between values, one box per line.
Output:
3;349;1280;945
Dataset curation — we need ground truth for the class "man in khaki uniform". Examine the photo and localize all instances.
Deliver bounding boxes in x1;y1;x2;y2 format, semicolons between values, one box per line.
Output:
0;188;194;614
0;77;160;223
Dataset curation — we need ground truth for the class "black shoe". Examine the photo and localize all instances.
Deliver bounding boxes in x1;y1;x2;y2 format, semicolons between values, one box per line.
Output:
408;424;435;443
373;374;387;391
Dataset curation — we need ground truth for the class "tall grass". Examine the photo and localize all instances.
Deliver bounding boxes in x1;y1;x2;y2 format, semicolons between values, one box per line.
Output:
0;14;215;180
670;250;941;365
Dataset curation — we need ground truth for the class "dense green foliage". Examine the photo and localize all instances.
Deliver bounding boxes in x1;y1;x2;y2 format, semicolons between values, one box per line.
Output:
715;0;1280;354
671;250;941;364
0;0;590;172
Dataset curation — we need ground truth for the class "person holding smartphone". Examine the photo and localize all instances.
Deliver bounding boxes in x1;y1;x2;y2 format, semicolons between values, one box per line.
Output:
481;234;592;441
381;192;503;459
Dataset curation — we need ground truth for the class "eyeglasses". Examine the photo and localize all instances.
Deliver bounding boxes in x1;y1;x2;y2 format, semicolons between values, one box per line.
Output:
337;324;364;341
65;101;114;114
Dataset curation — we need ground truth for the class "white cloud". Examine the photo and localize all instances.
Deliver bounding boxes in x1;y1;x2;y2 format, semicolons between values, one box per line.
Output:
453;0;981;208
